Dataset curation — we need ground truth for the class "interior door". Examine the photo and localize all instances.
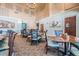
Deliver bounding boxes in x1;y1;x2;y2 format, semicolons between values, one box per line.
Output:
65;16;76;36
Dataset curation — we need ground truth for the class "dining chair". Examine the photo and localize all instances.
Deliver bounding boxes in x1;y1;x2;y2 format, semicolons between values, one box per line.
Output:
69;42;79;56
55;30;65;54
7;30;14;37
11;32;17;56
8;30;13;56
36;29;42;42
45;30;60;55
0;36;9;56
31;29;41;45
0;30;2;34
55;30;63;44
0;30;16;56
8;30;17;56
21;29;29;37
26;29;31;39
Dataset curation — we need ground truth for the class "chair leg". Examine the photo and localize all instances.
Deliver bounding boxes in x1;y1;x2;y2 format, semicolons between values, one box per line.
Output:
57;47;59;56
46;48;48;54
31;40;33;45
69;43;71;55
45;45;48;54
26;38;27;42
9;48;13;56
36;40;38;45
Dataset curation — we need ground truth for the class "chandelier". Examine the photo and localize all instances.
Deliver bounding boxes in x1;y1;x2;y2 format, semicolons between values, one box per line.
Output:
25;3;46;16
26;3;38;9
24;3;37;16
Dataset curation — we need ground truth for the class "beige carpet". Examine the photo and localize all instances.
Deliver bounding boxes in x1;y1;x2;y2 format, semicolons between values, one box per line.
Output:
14;35;61;56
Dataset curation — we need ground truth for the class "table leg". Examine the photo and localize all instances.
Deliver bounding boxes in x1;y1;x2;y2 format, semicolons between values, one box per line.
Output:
64;42;67;55
64;42;70;55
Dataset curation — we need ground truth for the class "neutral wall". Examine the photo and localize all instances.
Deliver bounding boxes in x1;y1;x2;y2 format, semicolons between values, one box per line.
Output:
0;6;37;33
0;16;36;34
39;12;64;35
39;10;79;37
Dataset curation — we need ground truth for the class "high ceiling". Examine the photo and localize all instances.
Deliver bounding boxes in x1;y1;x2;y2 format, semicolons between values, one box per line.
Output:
0;3;49;20
2;3;47;15
0;3;79;20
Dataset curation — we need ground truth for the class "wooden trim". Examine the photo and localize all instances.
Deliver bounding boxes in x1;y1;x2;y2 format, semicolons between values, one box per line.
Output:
65;5;79;11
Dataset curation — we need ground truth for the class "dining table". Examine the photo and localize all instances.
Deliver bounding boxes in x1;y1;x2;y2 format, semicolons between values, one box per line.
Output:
48;34;79;55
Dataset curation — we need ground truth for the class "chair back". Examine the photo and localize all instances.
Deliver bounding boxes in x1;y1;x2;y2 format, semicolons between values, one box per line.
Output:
55;30;63;37
13;33;17;40
7;30;14;37
8;30;16;45
8;30;16;56
0;30;2;34
31;30;38;40
45;30;48;45
12;33;17;47
8;31;13;56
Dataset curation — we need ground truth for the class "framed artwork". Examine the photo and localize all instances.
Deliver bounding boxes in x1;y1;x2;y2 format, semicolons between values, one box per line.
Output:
49;21;62;28
0;20;15;28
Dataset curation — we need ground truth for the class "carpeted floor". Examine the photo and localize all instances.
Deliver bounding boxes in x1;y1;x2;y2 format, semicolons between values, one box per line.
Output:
14;35;61;56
